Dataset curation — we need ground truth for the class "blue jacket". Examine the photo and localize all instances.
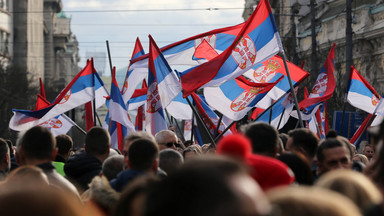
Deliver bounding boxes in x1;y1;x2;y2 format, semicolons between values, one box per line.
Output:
110;169;144;192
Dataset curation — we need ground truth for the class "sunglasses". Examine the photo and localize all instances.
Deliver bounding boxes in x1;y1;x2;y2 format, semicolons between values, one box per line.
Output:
164;142;180;148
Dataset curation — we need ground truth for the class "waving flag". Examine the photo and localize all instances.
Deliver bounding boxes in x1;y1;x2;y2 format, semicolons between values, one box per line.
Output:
180;0;283;96
127;87;147;111
204;76;283;121
350;114;373;145
299;43;336;110
243;55;309;109
9;59;109;131
145;36;172;135
121;37;147;105
253;87;297;129
292;44;336;120
109;67;135;150
190;93;231;136
33;88;76;136
347;66;380;114
166;92;193;120
148;35;182;107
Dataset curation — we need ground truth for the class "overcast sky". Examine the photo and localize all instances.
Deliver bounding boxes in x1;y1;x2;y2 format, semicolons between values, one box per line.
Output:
62;0;246;76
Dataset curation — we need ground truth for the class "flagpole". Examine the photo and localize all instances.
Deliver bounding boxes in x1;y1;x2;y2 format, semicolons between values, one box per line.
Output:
214;113;223;138
281;53;304;128
276;107;286;129
214;120;235;142
62;115;87;135
340;66;353;135
269;105;273;124
186;97;216;145
354;114;375;147
253;92;288;122
165;108;185;142
190;114;195;142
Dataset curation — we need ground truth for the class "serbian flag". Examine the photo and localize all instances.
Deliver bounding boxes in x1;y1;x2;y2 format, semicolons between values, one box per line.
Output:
243;55;309;109
191;93;231;136
292;44;336;120
166;92;193;120
148;35;182;107
127;86;148;111
347;66;381;114
121;37;147;106
34;92;77;136
145;36;173;135
109;67;135;150
180;0;283;96
9;59;109;131
252;87;297;129
204;75;283;121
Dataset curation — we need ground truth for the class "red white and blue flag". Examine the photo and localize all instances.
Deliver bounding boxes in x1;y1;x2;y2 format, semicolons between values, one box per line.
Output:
9;59;109;131
347;66;381;114
166;92;193;120
180;0;284;96
127;86;147;111
243;55;309;109
145;36;176;135
204;76;283;121
292;43;336;120
122;37;147;106
191;93;231;136
252;87;297;129
108;67;135;151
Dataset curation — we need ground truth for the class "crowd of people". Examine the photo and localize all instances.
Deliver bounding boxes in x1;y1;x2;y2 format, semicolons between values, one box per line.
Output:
1;120;384;216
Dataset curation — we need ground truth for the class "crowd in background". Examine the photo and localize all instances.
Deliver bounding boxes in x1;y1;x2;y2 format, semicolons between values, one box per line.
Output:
1;120;384;216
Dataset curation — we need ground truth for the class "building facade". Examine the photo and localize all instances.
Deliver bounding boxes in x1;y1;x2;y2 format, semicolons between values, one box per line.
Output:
243;0;384;103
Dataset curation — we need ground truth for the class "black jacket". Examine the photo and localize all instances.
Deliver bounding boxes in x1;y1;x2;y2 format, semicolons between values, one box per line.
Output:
64;152;102;191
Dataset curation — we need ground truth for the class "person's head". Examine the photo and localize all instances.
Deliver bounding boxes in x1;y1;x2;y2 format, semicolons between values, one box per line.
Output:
123;131;156;156
267;186;361;216
317;138;352;175
85;126;111;162
55;134;73;160
353;154;369;166
0;138;10;174
5;165;49;187
102;155;124;181
128;138;159;173
363;144;375;160
155;130;178;151
112;175;159;216
286;128;319;164
123;131;156;169
159;149;184;175
240;122;279;157
277;153;313;185
0;177;84;216
17;126;57;165
182;145;202;161
145;156;271;216
316;170;382;212
183;140;194;148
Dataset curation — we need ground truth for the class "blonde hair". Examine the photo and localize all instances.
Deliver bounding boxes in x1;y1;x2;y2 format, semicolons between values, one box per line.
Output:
315;170;382;212
267;186;361;216
353;154;369;165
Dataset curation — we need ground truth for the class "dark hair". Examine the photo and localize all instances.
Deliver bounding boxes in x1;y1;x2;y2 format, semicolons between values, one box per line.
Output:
278;153;313;185
55;135;73;156
128;139;159;171
288;128;319;158
145;156;250;216
20;126;55;160
0;138;9;162
85;127;110;155
316;138;344;163
241;122;279;156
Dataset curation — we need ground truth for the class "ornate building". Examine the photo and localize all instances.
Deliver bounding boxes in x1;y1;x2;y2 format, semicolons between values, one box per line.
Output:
243;0;384;105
